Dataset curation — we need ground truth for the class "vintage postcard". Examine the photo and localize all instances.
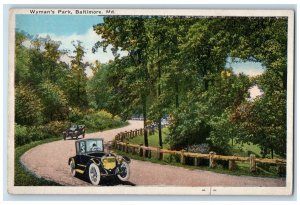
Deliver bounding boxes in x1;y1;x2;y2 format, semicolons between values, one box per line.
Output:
8;8;294;195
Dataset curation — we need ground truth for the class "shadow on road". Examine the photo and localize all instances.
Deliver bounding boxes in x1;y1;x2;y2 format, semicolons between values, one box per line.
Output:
75;174;135;186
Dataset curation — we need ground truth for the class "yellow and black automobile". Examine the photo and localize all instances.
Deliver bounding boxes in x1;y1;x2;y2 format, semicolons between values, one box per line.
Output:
68;138;130;185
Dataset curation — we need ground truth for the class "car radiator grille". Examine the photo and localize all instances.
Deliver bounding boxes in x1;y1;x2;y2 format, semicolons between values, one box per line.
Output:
102;157;116;170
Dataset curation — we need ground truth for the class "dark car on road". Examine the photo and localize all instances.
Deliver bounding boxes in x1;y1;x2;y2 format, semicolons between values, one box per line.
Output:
68;138;130;185
63;124;85;140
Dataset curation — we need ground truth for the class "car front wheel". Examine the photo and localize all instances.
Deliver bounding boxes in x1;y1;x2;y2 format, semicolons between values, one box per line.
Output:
117;162;130;181
88;163;101;185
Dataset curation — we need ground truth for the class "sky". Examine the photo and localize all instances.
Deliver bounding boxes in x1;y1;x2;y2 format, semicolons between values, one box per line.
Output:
16;14;265;81
16;14;121;72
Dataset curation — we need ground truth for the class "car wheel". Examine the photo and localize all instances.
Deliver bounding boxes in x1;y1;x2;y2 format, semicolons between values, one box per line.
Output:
88;163;101;185
69;159;77;177
117;162;130;181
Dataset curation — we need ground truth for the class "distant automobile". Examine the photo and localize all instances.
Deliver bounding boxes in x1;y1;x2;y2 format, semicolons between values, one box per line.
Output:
68;138;130;185
63;124;85;140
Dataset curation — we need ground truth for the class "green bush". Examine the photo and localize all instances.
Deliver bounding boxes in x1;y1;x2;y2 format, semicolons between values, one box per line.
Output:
77;110;127;132
15;121;69;147
15;124;31;146
69;107;84;122
15;109;127;146
15;125;49;146
43;121;69;136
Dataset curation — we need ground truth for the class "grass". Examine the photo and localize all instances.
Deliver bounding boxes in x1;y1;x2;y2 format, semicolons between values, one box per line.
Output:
230;139;262;157
127;128;282;159
114;149;283;178
122;128;284;178
126;128;170;149
15;137;62;186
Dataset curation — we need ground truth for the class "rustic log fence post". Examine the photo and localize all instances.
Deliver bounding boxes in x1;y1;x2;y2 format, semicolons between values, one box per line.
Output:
140;128;143;135
139;144;143;157
194;158;199;166
180;149;186;164
229;154;237;170
156;146;162;160
209;151;216;168
249;154;256;172
142;147;146;159
125;142;129;153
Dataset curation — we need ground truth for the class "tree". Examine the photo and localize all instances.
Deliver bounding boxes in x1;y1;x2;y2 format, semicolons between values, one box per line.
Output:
226;17;288;158
38;80;69;122
15;84;43;125
93;17;151;147
67;41;88;108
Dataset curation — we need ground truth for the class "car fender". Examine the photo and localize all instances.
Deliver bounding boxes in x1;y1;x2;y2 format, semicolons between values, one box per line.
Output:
122;156;131;163
87;158;108;174
89;158;101;166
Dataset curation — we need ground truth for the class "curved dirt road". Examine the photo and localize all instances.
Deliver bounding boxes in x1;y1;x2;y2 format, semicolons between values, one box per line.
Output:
21;120;285;187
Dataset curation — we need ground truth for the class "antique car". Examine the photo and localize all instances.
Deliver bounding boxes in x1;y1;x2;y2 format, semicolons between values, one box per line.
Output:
63;124;85;140
68;138;130;185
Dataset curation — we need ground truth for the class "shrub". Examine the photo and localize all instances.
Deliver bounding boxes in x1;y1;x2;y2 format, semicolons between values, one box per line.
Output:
77;110;126;132
69;107;84;122
43;121;69;136
15;85;43;125
15;121;68;147
15;124;31;146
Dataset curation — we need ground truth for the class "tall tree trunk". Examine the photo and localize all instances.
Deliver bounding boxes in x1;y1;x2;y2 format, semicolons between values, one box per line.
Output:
77;74;80;107
143;95;149;147
157;48;163;148
175;79;179;108
271;147;274;159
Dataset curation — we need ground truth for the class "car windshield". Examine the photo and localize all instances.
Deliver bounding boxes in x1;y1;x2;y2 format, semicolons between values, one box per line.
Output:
86;139;104;152
70;125;77;129
76;139;104;154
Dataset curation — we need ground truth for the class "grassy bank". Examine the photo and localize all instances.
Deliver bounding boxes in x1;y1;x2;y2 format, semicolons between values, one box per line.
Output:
114;149;283;178
126;128;277;158
15;137;62;186
123;128;283;178
126;128;170;149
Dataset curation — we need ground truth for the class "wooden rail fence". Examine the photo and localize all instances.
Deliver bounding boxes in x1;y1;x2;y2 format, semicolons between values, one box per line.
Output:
113;129;286;172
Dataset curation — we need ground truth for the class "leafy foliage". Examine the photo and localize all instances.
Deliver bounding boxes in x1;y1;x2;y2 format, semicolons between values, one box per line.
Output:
38;80;69;122
15;32;127;146
15;84;43;125
92;16;288;158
